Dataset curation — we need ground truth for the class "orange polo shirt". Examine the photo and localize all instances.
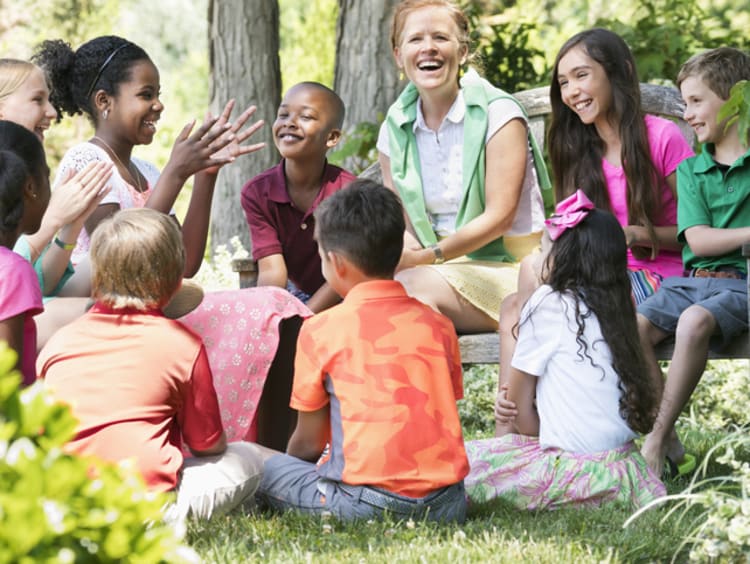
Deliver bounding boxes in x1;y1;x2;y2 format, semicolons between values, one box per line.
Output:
291;279;468;498
37;304;224;491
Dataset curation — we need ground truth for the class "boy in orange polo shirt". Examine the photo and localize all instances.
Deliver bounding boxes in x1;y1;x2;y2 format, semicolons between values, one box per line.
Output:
38;208;264;521
256;179;469;522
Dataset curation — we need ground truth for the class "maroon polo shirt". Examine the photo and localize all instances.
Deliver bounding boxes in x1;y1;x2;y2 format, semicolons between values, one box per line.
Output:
241;160;356;296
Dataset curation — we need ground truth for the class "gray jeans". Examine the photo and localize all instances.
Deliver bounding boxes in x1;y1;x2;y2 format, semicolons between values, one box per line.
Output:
257;453;466;523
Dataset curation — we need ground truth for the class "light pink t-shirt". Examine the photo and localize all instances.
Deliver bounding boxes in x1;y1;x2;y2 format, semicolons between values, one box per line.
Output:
0;246;43;385
602;114;694;277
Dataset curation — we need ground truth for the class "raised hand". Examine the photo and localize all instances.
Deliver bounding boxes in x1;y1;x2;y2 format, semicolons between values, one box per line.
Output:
203;99;266;175
43;161;113;232
165;100;266;181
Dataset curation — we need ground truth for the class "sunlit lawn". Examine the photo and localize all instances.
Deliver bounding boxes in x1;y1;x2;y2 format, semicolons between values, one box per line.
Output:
188;360;750;563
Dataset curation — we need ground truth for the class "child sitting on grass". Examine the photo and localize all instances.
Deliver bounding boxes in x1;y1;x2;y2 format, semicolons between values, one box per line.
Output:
241;81;355;313
638;47;750;478
467;191;665;510
255;179;469;522
37;208;264;521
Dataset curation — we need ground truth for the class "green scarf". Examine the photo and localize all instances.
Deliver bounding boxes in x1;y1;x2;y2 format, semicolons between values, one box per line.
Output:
385;69;551;262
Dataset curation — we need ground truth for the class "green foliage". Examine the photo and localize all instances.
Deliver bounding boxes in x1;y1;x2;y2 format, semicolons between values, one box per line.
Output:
464;2;550;91
279;0;337;91
627;428;750;562
594;0;750;84
457;364;497;440
718;80;750;147
683;360;750;431
0;343;196;563
328;120;380;175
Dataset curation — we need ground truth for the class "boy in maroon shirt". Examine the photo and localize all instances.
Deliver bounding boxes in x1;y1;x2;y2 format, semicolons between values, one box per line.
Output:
241;82;355;313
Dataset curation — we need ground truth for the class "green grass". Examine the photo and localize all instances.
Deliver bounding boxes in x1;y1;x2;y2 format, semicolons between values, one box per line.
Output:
187;360;750;563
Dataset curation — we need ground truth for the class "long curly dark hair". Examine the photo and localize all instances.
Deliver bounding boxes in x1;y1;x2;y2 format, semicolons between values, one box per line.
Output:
548;28;661;261
32;35;150;123
537;208;657;434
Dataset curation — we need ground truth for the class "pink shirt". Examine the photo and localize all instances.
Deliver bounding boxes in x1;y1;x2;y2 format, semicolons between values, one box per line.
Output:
0;246;43;386
602;115;694;277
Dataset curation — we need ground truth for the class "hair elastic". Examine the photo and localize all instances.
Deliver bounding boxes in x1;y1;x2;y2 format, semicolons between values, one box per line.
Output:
85;43;129;99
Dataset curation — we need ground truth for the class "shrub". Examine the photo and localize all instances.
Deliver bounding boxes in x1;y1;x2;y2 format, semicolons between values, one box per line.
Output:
626;428;750;562
0;344;196;563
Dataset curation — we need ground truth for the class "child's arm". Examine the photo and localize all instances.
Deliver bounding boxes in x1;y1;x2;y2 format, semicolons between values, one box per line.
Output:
189;431;228;457
623;173;682;253
684;224;750;258
0;315;24;373
306;283;341;313
286;405;330;462
257;254;289;288
506;366;539;436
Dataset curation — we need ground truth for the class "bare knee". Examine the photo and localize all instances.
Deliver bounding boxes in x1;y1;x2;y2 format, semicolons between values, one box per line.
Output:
636;313;666;346
675;306;716;346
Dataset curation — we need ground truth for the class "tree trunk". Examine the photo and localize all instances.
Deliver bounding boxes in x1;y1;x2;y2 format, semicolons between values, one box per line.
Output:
333;0;401;133
208;0;281;256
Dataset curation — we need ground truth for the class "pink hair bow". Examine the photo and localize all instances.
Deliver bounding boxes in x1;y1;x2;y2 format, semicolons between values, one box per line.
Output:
545;189;594;241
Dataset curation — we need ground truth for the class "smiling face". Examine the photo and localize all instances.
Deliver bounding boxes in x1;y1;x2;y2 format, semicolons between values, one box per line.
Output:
104;59;163;146
680;74;729;145
393;5;468;98
556;44;613;129
272;84;341;160
0;66;57;143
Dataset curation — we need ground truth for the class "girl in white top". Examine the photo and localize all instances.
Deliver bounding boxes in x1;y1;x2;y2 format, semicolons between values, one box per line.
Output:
465;190;665;510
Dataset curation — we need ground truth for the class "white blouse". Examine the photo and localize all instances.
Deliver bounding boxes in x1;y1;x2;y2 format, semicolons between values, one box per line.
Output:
378;90;544;238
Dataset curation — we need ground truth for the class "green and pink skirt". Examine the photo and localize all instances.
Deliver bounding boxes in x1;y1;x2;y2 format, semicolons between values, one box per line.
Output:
465;434;666;510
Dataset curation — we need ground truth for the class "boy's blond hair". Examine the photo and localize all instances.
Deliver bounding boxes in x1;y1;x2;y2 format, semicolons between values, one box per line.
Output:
91;208;184;311
677;47;750;100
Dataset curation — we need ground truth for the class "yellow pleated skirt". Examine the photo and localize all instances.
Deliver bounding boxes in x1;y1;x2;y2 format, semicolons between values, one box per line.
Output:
425;232;542;321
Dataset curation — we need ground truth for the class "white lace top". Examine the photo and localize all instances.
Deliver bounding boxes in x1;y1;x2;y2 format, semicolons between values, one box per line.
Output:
54;142;162;266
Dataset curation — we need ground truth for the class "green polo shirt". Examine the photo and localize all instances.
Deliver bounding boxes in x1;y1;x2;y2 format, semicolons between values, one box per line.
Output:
677;145;750;272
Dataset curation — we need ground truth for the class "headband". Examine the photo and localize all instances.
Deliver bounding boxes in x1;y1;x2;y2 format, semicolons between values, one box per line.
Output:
545;189;594;240
85;43;129;99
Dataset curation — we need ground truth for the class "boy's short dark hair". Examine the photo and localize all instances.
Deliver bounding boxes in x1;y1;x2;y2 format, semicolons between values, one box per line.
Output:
292;81;346;129
314;178;405;278
677;47;750;100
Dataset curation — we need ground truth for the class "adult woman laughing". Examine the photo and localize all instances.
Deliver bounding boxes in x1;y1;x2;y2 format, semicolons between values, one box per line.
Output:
377;0;549;333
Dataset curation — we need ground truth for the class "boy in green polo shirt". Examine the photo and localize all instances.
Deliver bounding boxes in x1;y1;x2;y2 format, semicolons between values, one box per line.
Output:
637;47;750;478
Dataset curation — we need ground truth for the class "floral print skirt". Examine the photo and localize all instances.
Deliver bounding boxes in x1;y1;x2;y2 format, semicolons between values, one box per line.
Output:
179;286;312;442
465;434;665;510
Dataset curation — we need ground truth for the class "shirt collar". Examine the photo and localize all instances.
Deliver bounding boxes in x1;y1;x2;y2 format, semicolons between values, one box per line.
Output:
693;144;750;174
413;91;465;133
89;302;164;316
343;279;408;304
267;159;292;203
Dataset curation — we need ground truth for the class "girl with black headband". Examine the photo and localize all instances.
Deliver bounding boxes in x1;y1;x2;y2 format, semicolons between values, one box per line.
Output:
33;35;312;450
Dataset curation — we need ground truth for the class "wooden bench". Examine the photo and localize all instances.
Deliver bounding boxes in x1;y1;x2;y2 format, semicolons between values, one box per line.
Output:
234;83;750;364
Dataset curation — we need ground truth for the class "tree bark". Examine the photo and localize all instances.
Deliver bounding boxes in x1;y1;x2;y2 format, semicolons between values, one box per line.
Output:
333;0;401;133
208;0;281;256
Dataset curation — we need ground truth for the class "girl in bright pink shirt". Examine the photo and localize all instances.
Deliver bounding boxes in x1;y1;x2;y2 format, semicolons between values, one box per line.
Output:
0;121;49;385
548;28;694;301
495;29;694;436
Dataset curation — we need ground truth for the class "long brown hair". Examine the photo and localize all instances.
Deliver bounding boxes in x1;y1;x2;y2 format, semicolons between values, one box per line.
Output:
548;28;660;259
